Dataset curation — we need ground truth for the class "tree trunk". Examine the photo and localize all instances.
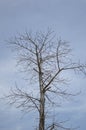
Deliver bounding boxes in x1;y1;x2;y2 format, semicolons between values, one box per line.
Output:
39;90;45;130
39;69;45;130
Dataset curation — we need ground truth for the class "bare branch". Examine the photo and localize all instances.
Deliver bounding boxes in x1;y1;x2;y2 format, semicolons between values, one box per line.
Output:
5;85;40;112
5;30;86;130
44;68;63;91
46;122;78;130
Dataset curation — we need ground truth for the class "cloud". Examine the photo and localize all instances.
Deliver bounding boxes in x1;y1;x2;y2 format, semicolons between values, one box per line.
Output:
0;59;16;74
0;102;36;130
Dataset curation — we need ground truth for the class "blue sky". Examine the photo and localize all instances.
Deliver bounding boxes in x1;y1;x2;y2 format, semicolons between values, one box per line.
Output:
0;0;86;130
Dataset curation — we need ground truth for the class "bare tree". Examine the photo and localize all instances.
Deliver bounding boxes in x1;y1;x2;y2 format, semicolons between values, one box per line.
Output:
5;29;86;130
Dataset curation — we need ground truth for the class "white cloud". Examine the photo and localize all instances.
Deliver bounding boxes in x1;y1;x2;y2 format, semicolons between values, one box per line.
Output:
55;96;86;114
0;57;16;73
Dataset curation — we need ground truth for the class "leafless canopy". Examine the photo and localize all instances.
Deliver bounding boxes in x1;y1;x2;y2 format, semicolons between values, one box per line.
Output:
5;29;86;130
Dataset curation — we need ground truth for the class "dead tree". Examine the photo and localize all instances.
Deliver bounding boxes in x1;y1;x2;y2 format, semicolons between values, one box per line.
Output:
5;29;86;130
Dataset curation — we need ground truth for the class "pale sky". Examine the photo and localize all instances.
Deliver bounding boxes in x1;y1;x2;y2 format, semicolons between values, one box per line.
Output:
0;0;86;130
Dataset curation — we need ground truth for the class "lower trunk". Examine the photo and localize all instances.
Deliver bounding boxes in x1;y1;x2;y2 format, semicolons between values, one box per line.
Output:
39;111;45;130
39;91;45;130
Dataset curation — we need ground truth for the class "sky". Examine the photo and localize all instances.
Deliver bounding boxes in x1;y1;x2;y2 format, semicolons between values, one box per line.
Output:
0;0;86;130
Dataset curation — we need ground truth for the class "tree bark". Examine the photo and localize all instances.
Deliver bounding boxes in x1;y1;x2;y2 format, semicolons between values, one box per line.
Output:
39;89;45;130
38;55;45;130
39;65;45;130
